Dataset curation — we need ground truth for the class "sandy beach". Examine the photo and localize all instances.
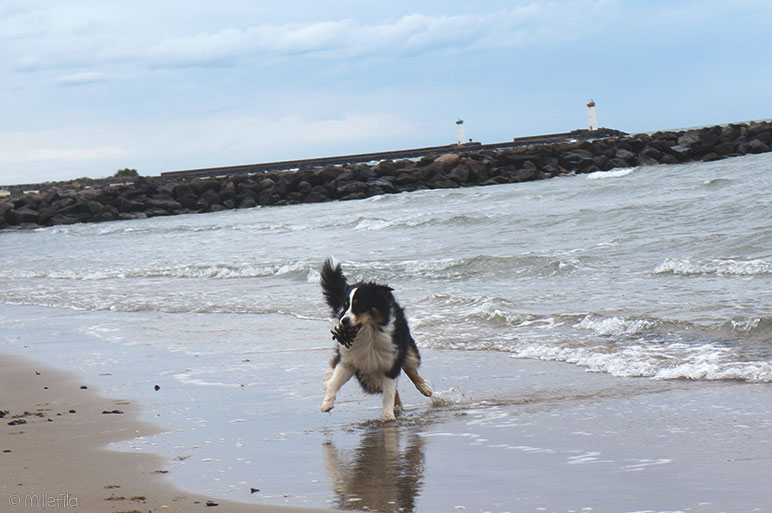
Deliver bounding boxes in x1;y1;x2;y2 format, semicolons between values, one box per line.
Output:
0;353;341;513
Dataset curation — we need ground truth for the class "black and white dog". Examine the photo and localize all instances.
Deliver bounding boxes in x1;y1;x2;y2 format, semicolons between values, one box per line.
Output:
320;258;432;421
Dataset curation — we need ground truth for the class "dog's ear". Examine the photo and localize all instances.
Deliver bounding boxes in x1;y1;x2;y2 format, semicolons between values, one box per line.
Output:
374;285;393;303
378;285;394;299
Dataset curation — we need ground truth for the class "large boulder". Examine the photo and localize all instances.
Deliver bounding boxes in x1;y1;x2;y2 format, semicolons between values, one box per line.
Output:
434;153;461;169
638;146;663;166
190;179;220;196
739;139;770;154
238;196;258;209
310;166;340;186
394;170;418;186
592;155;611;171
698;127;722;148
367;178;396;194
10;206;40;225
173;183;194;200
747;121;771;139
336;181;368;197
116;197;146;213
427;178;460;189
677;131;701;146
463;159;489;182
720;124;744;142
179;193;200;210
145;198;182;211
86;200;105;215
200;189;221;206
559;149;595;171
447;164;470;185
714;142;737;156
1;200;16;218
304;186;329;203
748;125;772;146
668;144;692;160
355;166;377;182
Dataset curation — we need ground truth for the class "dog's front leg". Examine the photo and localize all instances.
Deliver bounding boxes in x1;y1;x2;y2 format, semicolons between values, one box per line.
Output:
381;377;398;421
321;364;355;413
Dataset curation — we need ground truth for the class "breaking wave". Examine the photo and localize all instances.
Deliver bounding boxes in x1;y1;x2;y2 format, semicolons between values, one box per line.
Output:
655;258;772;276
353;213;497;231
416;296;772;383
346;254;583;281
0;261;316;281
585;167;637;180
510;341;772;382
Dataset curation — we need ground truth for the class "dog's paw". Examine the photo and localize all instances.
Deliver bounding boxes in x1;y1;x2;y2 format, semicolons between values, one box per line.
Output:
321;398;335;413
381;410;397;422
417;382;433;397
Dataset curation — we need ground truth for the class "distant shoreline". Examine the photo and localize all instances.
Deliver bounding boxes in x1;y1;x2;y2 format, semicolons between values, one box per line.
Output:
2;120;771;230
159;127;627;179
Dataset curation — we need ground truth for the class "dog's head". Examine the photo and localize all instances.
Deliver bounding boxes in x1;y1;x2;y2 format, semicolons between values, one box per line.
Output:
339;283;394;329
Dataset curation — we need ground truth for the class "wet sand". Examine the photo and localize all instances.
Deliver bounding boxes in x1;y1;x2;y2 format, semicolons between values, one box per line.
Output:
2;304;772;513
312;351;772;513
0;353;344;513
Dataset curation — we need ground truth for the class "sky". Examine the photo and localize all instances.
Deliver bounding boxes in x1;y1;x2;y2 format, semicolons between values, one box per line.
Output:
1;0;771;185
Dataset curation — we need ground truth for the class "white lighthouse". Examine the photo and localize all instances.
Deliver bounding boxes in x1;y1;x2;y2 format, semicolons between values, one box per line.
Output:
456;119;465;145
587;100;598;131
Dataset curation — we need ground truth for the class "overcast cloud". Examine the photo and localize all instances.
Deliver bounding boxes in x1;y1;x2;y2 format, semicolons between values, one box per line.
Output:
1;0;770;184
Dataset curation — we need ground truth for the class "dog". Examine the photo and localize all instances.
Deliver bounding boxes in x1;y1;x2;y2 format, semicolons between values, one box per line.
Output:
319;258;432;421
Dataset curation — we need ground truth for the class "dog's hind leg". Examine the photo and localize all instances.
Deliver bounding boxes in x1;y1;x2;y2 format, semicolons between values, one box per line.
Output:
321;364;355;413
381;377;398;421
403;347;433;397
404;368;433;397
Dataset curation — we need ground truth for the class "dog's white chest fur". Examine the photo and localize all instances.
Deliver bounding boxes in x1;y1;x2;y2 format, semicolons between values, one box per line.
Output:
341;322;396;375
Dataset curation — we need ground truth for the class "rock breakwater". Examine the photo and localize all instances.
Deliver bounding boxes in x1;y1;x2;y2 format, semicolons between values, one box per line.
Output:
2;121;771;230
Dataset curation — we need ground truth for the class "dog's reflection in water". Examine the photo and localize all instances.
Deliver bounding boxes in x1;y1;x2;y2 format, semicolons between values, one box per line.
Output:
323;425;425;512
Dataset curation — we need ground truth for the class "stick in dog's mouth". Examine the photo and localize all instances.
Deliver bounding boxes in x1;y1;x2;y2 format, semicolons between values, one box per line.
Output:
331;323;361;348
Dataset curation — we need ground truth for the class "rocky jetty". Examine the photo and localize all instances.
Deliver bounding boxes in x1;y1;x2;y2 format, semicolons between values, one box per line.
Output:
2;121;771;230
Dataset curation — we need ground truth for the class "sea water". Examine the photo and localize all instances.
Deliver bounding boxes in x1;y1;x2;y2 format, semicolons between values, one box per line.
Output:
3;153;770;382
1;152;771;511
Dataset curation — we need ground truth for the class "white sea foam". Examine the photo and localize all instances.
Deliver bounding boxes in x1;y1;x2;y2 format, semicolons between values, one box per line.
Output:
353;217;394;231
575;315;655;336
585;167;636;180
0;261;316;281
510;340;772;383
727;317;768;334
655;258;772;276
174;372;245;388
418;308;771;383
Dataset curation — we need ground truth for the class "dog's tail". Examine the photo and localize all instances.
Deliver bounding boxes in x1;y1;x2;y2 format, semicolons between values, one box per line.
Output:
320;257;348;315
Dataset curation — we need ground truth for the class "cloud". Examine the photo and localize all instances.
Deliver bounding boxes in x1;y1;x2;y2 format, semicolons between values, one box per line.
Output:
145;4;593;67
3;2;632;72
55;71;110;87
